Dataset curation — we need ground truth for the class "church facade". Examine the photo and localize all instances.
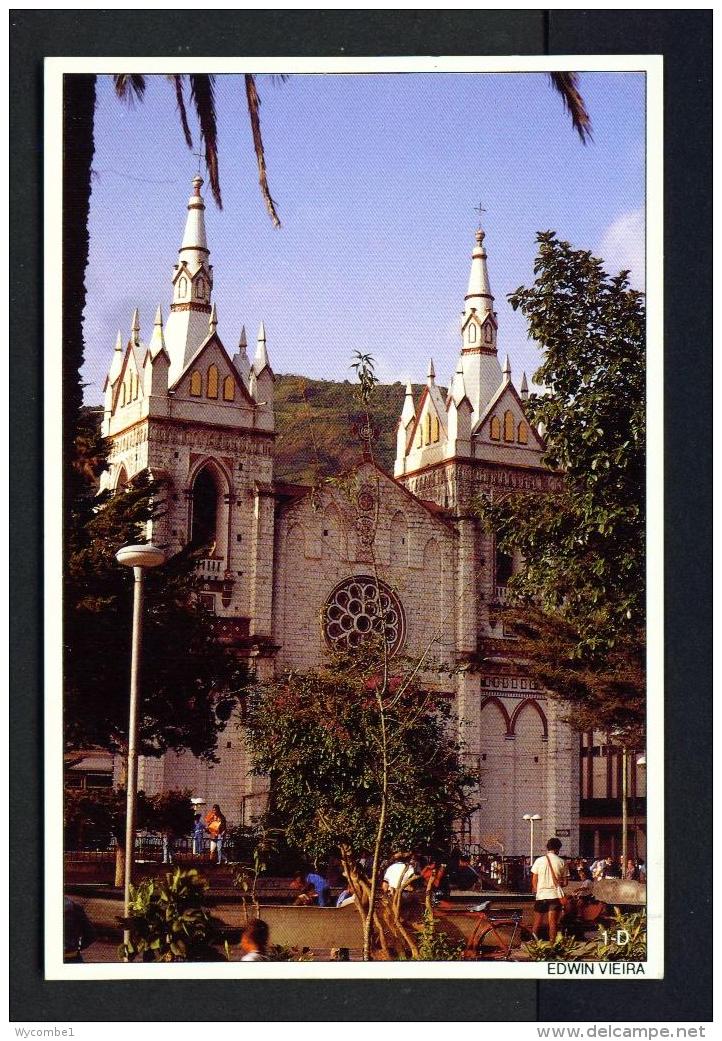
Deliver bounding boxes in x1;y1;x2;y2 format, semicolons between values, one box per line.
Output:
100;176;580;856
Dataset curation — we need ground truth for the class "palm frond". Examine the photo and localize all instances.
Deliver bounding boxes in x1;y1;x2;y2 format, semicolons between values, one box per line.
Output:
189;74;222;208
245;73;282;228
549;72;592;143
269;73;290;87
113;74;146;105
172;75;194;150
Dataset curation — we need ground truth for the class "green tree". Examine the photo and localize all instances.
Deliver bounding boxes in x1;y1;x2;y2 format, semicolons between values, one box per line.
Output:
477;231;645;740
244;648;476;958
64;461;249;761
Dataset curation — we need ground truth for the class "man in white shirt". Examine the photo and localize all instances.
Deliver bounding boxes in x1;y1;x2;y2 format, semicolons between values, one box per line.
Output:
531;837;568;940
383;854;416;892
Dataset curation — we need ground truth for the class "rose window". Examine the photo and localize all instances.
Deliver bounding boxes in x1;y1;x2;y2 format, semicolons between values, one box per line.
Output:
323;576;405;655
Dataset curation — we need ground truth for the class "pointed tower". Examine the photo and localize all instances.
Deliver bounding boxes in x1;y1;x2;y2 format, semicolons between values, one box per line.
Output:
459;227;503;425
164;175;216;384
232;325;251;384
250;321;274;431
520;372;529;401
394;381;417;476
148;305;166;356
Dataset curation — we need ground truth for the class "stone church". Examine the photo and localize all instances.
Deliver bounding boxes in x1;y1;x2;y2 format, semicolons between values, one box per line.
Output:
99;175;579;856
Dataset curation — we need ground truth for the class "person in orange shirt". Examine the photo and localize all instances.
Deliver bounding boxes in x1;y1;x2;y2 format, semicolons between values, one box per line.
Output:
204;804;227;864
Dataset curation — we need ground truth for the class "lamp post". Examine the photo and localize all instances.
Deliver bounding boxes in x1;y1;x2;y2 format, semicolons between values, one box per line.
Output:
523;813;542;872
116;543;165;953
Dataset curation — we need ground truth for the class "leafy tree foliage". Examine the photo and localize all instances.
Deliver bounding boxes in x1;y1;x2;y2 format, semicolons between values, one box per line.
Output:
64;451;249;760
478;231;645;739
244;651;476;866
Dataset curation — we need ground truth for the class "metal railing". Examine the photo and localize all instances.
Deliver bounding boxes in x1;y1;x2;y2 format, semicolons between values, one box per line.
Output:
195;558;224;577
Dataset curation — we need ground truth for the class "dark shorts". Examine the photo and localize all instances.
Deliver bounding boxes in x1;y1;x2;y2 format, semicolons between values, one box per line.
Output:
534;898;562;912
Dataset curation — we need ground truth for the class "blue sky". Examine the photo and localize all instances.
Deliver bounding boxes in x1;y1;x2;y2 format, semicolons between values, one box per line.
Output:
83;71;645;402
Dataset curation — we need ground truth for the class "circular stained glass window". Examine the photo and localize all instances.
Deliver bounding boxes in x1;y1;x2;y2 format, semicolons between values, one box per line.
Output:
322;575;405;656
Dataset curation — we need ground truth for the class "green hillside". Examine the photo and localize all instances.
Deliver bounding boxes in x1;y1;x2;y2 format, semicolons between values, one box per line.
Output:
274;374;439;484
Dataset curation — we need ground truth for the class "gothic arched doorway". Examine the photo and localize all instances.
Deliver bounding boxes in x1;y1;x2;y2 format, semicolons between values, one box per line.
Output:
191;466;221;551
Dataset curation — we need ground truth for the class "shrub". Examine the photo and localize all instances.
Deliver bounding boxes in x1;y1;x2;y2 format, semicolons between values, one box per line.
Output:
119;867;222;962
596;909;647;961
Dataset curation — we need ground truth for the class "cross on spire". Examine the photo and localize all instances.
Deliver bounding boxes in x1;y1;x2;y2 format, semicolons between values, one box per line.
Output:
193;147;205;176
473;201;487;226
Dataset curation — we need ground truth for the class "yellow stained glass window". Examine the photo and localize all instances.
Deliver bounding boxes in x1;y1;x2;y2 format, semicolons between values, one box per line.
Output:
504;410;515;441
490;415;501;440
207;365;219;399
518;421;528;444
223;375;235;402
190;370;202;396
431;414;440;443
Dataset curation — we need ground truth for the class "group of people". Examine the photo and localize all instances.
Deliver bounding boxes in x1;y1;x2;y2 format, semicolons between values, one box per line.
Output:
288;849;484;909
567;854;647;882
161;803;228;865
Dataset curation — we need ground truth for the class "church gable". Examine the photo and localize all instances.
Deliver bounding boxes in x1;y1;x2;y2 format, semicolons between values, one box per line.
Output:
409;386;447;451
172;334;253;406
474;381;544;454
111;344;144;414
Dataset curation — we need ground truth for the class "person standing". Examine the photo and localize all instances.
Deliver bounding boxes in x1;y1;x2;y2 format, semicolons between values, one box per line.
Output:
192;813;206;857
205;804;227;864
239;918;270;961
531;837;568;940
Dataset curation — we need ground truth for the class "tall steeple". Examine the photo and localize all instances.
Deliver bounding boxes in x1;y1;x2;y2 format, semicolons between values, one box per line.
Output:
164;175;216;385
458;226;503;425
464;227;494;322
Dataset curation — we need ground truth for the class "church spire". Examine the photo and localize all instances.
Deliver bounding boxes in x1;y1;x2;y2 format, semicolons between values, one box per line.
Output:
254;321;270;373
458;223;503;425
164;175;216;384
465;227;494;321
427;357;436;385
130;307;141;345
520;371;529;400
181;175;209;254
232;325;251;383
149;305;167;356
209;301;218;334
401;380;416;426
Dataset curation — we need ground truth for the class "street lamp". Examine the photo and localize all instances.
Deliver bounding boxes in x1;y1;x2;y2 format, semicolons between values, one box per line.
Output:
523;813;542;869
116;543;165;954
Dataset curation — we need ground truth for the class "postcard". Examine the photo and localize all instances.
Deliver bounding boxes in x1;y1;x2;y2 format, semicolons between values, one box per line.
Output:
45;54;663;980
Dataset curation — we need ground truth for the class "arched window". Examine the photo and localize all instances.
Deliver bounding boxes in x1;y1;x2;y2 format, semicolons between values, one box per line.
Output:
207;365;219;399
484;321;493;344
196;278;206;300
424;412;432;445
120;382;127;407
178;276;187;299
223;375;235;402
504;410;515;441
132;372;139;400
431;414;440;443
495;541;514;588
468;323;477;344
490;415;501;440
190;370;202;396
116;466;128;492
518;421;528;444
191;467;220;549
